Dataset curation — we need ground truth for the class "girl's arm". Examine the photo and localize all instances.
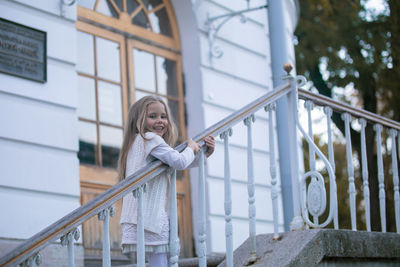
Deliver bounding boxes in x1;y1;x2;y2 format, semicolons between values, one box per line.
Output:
146;133;199;170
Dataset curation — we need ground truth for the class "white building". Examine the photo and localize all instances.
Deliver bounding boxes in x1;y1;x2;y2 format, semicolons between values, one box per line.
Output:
0;0;299;264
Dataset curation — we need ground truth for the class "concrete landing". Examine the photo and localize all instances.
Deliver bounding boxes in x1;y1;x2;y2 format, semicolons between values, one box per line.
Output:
218;229;400;267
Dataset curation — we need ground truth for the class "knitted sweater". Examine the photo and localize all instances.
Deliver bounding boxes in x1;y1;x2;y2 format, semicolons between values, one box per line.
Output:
120;132;195;234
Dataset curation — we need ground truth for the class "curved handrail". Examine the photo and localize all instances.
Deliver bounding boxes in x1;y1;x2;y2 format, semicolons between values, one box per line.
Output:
0;82;291;266
298;89;400;130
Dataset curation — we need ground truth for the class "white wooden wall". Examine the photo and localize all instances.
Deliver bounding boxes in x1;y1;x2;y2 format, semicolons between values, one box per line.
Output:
175;0;289;253
0;0;80;240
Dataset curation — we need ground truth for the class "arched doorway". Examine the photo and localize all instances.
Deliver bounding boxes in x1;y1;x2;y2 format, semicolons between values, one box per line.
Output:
75;0;193;260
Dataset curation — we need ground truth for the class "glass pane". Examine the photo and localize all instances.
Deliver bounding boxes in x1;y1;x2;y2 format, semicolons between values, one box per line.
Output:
78;121;98;165
98;81;123;126
96;0;118;17
135;90;151;101
168;99;180;137
96;37;121;82
141;0;163;10
100;126;123;168
132;10;150;30
77;31;94;75
133;49;156;92
78;76;96;120
79;0;96;9
156;56;177;96
126;0;140;14
149;8;172;37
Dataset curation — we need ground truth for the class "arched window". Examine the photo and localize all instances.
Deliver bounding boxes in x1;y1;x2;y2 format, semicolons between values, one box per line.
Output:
76;0;193;259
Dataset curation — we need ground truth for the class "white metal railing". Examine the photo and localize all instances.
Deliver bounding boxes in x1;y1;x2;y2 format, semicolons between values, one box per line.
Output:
298;87;400;234
1;65;400;267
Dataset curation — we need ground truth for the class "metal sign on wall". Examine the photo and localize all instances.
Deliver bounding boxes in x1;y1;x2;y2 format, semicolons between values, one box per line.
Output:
0;18;47;83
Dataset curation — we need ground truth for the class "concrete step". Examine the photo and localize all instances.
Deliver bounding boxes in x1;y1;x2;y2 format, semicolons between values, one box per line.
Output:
113;253;225;267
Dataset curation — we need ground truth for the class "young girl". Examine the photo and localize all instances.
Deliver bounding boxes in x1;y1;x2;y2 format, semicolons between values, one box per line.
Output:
118;96;215;267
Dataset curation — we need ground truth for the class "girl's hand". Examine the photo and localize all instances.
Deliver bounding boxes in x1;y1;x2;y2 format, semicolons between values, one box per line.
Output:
204;136;215;158
187;138;200;154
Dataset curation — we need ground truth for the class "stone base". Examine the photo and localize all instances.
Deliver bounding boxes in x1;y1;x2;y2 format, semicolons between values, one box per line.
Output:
217;229;400;267
0;237;84;267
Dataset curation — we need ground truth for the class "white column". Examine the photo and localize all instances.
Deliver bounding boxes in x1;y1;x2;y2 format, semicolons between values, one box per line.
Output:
198;149;207;267
98;206;115;267
359;119;371;231
169;169;180;267
374;124;386;232
220;129;233;267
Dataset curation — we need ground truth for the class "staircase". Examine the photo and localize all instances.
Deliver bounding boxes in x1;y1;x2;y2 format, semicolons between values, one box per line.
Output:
1;66;399;266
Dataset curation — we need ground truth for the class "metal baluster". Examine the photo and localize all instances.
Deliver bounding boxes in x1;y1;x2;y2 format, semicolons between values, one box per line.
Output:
389;129;400;233
60;228;80;267
305;101;319;224
134;186;146;267
169;169;180;267
341;113;357;230
220;129;233;267
374;124;386;232
265;104;280;239
19;253;41;267
359;119;371;232
198;149;207;267
324;106;338;229
98;206;115;267
244;115;257;264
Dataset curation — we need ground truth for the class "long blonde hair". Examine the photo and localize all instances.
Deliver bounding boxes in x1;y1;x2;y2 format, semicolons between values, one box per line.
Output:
117;95;178;180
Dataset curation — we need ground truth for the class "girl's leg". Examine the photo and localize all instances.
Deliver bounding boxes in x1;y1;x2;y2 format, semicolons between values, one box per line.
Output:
147;252;168;267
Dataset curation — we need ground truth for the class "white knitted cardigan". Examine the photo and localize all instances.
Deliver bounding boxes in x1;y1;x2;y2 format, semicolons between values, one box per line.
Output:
119;132;169;234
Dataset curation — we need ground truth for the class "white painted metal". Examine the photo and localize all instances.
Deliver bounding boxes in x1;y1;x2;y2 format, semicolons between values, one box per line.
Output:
169;169;179;267
286;73;305;231
244;115;257;263
98;206;115;267
297;122;336;228
389;129;400;233
60;228;79;267
135;187;146;267
265;103;280;239
305;100;319;224
359;119;371;232
324;106;338;229
220;129;233;267
374;124;386;232
198;149;207;267
341;113;357;231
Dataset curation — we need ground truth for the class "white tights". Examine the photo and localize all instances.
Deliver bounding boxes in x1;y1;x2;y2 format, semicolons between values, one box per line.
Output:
146;252;168;267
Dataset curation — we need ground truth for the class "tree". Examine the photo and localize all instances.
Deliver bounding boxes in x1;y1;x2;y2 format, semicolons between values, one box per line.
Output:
295;0;399;231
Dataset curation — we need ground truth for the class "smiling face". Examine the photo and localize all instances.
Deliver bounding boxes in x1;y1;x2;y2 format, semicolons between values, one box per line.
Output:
145;101;169;137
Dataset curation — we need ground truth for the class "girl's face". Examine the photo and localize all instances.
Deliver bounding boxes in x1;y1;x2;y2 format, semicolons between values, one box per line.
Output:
145;101;169;137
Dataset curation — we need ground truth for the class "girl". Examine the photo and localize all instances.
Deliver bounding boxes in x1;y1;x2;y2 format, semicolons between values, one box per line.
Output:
118;96;215;267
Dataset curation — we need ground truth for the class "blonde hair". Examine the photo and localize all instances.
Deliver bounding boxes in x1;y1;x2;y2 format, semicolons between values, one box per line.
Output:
117;95;178;180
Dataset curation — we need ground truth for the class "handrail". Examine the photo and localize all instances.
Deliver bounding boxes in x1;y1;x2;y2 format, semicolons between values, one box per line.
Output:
298;89;400;130
0;82;291;266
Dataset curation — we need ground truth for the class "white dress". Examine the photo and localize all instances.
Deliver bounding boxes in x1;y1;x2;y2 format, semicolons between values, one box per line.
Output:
120;132;196;253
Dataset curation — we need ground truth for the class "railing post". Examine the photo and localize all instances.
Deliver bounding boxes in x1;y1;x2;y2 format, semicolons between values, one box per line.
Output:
244;115;257;264
360;119;371;231
198;148;207;267
19;253;41;267
169;169;180;267
284;64;304;231
324;106;339;229
134;186;146;267
389;129;400;233
220;129;233;267
342;113;357;231
374;124;386;232
265;103;280;239
60;228;80;267
98;206;115;267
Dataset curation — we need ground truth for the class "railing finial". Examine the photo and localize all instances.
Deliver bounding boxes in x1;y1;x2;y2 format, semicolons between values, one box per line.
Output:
283;63;293;75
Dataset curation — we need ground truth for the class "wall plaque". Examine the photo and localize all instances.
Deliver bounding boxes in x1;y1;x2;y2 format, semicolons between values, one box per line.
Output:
0;18;47;83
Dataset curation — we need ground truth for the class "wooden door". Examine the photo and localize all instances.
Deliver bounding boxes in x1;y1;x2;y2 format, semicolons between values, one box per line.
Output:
75;0;194;259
